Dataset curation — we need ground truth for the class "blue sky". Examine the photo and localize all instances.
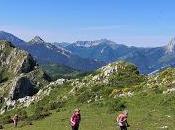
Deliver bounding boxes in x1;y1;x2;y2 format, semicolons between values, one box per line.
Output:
0;0;175;47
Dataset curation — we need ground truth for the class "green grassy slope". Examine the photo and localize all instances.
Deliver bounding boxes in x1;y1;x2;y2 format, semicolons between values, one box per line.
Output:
5;93;175;130
41;64;80;80
2;61;175;130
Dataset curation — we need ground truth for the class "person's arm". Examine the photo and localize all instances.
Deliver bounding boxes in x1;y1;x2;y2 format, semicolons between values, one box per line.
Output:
79;114;81;123
70;114;75;126
116;116;119;122
125;117;130;127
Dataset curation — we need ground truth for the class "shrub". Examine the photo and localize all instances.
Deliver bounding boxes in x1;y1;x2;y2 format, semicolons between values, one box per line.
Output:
160;94;175;106
152;85;163;94
106;98;127;113
92;101;105;107
56;108;61;112
29;106;51;121
47;100;65;110
16;109;28;121
76;90;95;103
108;63;145;88
0;115;12;125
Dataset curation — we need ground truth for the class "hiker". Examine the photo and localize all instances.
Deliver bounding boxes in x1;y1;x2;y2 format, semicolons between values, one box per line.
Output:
70;108;81;130
12;114;19;127
116;110;129;130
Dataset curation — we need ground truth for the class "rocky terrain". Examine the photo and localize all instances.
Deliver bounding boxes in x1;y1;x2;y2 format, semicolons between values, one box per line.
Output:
42;60;175;105
0;39;174;114
0;40;51;113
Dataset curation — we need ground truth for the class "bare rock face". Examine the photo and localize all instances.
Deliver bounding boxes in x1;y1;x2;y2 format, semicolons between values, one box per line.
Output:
9;76;38;100
0;40;51;112
19;54;37;73
0;40;37;75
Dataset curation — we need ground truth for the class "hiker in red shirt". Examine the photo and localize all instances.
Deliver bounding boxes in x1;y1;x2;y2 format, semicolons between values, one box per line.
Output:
116;110;129;130
70;108;81;130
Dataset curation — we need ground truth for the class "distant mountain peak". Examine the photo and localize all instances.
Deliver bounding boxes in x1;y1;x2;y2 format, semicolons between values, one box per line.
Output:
73;39;116;47
29;36;45;43
165;37;175;54
97;38;114;43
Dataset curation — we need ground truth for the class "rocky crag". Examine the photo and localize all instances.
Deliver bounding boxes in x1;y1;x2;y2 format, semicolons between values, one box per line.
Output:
0;40;51;113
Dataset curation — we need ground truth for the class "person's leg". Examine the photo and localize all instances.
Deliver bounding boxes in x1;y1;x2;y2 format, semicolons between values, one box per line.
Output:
119;126;123;130
14;121;16;127
75;125;79;130
72;126;75;130
124;126;127;130
121;126;127;130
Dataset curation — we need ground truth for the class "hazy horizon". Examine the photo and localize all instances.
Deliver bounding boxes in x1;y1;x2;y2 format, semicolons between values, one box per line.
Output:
0;0;175;47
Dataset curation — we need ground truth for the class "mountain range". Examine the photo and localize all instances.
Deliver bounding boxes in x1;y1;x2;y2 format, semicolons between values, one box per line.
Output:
0;31;175;74
0;31;103;72
64;38;175;73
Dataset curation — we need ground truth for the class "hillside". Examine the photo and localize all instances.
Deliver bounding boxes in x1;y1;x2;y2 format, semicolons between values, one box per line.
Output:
41;64;80;80
1;60;175;130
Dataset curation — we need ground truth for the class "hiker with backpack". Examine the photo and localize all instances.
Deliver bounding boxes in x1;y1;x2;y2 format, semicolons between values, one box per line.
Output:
116;110;129;130
12;114;19;127
70;108;81;130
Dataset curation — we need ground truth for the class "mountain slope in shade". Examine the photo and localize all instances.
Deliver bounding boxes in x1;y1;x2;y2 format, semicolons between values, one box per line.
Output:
41;63;80;80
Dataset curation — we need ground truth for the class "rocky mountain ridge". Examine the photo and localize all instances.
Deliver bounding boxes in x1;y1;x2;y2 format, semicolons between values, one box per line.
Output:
0;31;104;72
0;40;51;113
65;38;175;74
29;36;45;44
1;31;175;74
